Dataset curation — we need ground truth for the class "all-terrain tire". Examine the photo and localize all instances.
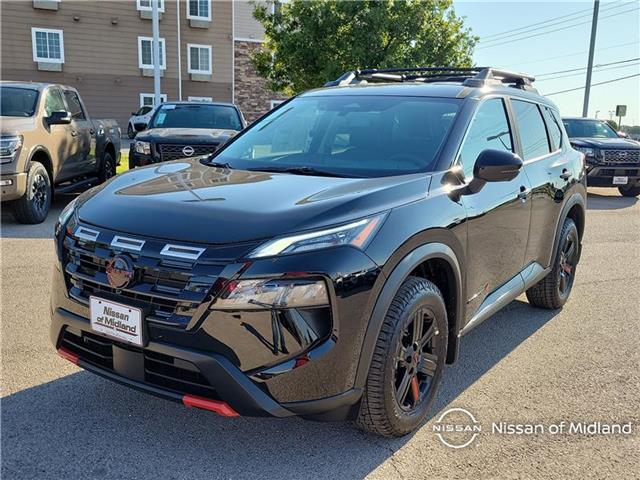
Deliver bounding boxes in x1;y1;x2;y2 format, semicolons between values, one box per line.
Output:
98;152;116;183
12;161;51;224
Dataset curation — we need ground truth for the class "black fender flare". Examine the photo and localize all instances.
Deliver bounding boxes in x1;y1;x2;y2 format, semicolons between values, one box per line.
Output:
550;192;586;266
354;242;464;389
25;145;54;180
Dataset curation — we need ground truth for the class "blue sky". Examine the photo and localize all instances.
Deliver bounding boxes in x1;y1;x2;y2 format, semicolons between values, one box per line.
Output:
454;0;640;126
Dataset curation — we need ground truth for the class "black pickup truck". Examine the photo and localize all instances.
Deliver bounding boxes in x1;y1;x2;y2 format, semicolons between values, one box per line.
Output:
129;102;245;168
562;117;640;197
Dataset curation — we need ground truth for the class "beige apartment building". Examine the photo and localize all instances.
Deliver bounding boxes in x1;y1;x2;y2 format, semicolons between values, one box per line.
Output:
0;0;284;127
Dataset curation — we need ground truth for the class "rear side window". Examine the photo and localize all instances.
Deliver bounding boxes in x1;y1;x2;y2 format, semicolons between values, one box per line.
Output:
63;90;86;120
458;98;513;179
541;106;562;150
512;100;550;160
44;89;66;117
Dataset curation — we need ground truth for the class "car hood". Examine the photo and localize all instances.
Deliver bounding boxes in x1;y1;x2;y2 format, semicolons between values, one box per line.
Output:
0;116;37;136
136;128;239;144
570;137;640;150
77;158;429;245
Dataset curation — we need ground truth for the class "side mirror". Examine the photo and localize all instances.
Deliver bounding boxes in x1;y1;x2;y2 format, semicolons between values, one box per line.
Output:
134;122;148;132
474;149;523;183
48;110;72;125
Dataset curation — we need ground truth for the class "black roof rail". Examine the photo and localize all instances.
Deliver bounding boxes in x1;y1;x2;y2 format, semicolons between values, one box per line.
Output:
324;67;537;92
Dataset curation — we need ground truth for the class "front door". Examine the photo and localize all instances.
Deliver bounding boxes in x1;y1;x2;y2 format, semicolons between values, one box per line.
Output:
457;97;532;320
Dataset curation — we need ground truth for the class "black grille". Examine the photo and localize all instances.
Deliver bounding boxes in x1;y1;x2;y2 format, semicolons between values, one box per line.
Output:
602;149;640;165
158;143;220;162
63;225;224;329
61;329;217;399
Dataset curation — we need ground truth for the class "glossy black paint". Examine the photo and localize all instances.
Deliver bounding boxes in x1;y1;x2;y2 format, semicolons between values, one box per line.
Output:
51;81;587;419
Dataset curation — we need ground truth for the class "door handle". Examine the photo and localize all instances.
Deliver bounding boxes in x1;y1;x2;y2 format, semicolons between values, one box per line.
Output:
518;185;530;202
560;169;572;181
70;130;78;137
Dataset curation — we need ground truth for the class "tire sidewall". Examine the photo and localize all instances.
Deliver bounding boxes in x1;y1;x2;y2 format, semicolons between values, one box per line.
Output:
17;162;51;223
554;219;579;303
100;153;116;182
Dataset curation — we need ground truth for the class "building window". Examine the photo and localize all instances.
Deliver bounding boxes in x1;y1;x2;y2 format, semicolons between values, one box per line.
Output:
140;93;167;107
138;37;166;69
270;100;284;109
137;0;164;12
187;0;211;20
188;96;213;102
31;28;64;63
187;44;212;74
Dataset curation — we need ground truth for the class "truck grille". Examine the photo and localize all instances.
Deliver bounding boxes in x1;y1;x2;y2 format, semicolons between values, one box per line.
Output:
602;149;640;165
63;224;225;329
158;143;220;162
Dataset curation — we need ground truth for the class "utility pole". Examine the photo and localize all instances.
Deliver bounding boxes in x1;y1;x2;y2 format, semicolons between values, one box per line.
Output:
582;0;600;117
152;0;161;106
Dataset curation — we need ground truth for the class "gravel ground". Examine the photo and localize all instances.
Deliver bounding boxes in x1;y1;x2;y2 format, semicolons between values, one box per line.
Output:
1;187;638;480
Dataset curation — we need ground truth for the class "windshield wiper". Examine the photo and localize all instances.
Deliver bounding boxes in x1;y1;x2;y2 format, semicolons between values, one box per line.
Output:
247;166;349;178
206;159;234;169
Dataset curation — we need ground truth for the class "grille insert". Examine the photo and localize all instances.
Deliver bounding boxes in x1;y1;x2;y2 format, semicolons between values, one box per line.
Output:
158;143;220;162
602;149;640;165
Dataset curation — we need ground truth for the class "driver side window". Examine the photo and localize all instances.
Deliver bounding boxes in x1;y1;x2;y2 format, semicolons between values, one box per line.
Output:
458;98;513;180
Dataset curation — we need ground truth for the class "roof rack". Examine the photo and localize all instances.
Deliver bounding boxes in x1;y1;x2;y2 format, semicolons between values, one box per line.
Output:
324;67;537;92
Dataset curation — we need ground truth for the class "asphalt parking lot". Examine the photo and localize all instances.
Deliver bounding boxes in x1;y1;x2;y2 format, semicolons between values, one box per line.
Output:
1;187;638;479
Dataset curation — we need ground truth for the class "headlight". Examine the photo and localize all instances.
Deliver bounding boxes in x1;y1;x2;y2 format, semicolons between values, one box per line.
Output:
135;140;151;155
574;146;595;157
213;279;329;310
248;214;385;258
0;135;23;163
58;196;78;227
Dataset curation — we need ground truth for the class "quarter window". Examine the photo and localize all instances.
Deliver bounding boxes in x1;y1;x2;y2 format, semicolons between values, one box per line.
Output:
541;106;562;151
187;0;211;20
44;89;66;116
138;37;166;69
187;44;212;74
512;100;551;160
458;98;513;179
63;90;85;120
31;28;64;63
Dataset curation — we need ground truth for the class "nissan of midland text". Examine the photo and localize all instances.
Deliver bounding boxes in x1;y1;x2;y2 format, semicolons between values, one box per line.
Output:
52;67;586;437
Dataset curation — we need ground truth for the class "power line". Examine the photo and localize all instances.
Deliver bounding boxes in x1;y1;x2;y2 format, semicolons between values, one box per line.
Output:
505;41;640;68
544;73;640;96
536;57;640;77
476;6;640;50
479;1;629;43
536;61;640;82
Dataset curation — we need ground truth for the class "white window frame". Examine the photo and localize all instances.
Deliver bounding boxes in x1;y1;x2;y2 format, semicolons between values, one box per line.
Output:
138;36;166;70
187;43;212;75
31;28;65;63
270;100;284;109
188;96;213;102
137;0;164;12
186;0;211;21
139;93;167;107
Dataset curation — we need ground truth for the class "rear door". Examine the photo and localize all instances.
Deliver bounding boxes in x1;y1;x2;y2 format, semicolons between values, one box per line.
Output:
458;97;532;319
42;87;74;182
516;100;573;271
63;89;97;176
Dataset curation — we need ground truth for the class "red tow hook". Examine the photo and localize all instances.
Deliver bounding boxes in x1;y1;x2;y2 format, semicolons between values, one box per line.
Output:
57;347;79;365
182;394;240;417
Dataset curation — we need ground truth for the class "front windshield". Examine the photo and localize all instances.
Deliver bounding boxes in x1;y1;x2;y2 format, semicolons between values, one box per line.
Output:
149;103;242;130
0;87;39;117
562;119;619;139
215;95;461;178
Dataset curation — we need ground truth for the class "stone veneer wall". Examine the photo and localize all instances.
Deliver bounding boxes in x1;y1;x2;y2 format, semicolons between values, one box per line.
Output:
234;40;286;123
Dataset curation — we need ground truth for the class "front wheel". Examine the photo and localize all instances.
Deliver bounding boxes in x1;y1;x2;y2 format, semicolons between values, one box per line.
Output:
356;276;448;437
618;184;640;197
526;217;580;309
12;161;51;224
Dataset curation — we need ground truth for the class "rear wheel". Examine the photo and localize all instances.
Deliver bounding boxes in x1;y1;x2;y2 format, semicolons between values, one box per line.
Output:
526;217;579;309
618;184;640;197
12;161;51;224
98;152;116;183
356;276;448;437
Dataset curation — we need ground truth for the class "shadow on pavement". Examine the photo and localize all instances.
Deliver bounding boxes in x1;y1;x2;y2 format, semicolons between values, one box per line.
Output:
1;194;76;239
587;191;638;210
1;299;558;480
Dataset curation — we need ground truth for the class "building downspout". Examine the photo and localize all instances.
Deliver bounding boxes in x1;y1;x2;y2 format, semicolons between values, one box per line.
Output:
176;0;182;101
231;0;235;104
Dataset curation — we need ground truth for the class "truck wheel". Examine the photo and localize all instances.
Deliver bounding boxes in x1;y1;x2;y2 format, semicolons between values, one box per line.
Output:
618;184;640;197
127;123;136;139
12;161;51;224
99;152;116;183
526;217;579;309
356;277;448;437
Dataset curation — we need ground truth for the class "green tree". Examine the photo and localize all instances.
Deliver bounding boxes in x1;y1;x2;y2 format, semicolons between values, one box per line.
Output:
252;0;477;96
606;119;619;130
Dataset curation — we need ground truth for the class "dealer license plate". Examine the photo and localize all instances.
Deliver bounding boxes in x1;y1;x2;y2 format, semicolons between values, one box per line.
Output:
613;176;628;185
90;296;143;347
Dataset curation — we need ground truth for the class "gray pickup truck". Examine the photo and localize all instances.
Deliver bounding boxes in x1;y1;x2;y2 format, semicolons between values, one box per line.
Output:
0;81;121;223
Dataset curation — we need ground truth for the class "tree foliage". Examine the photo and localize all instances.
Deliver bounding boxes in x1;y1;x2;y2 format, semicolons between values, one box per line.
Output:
251;0;478;96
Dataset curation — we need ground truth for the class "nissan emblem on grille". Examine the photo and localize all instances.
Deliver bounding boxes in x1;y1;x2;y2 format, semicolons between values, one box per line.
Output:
105;254;135;289
182;145;195;157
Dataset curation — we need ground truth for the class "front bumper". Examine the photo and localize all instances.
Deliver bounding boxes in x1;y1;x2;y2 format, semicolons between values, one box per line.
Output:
587;165;640;187
0;172;27;201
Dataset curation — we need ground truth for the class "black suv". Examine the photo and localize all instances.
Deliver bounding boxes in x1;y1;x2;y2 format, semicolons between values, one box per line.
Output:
562;117;640;197
52;67;586;437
